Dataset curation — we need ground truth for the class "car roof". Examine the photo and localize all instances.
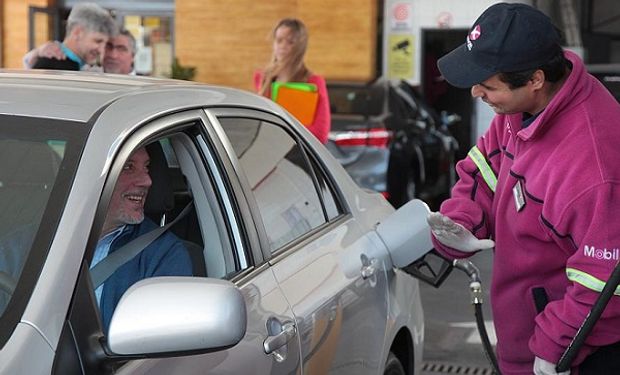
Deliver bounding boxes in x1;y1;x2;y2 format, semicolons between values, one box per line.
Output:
0;70;280;123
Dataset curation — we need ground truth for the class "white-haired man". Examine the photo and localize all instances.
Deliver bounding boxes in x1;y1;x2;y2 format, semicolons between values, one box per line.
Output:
32;2;116;71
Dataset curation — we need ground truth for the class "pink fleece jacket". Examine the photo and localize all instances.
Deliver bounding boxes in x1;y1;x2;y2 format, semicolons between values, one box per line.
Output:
253;71;331;144
433;51;620;374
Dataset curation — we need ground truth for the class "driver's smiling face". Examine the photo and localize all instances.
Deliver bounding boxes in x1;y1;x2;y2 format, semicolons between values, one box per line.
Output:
103;147;152;235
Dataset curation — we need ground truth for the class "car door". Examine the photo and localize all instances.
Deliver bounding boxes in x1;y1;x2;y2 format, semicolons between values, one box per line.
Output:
213;109;391;374
57;110;302;374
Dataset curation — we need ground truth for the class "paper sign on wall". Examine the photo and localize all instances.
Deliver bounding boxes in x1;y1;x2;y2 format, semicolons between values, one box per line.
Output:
387;35;414;80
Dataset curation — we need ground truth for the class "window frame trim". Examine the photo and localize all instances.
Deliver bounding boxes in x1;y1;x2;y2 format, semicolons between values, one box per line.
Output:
85;109;260;278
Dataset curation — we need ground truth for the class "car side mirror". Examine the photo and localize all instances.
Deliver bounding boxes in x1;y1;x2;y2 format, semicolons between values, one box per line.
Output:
376;199;453;287
107;277;246;356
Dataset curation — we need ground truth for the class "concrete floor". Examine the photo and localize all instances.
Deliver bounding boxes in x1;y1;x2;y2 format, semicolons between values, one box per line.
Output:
417;250;497;374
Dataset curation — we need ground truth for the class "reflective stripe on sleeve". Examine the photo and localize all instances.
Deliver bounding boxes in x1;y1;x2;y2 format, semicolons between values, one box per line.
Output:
566;268;620;295
467;146;497;193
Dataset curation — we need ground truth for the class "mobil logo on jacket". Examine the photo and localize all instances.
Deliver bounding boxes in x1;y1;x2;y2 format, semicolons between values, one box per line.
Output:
584;245;620;261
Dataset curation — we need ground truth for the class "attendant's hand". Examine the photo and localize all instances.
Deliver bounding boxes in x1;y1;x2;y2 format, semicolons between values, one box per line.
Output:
427;212;495;252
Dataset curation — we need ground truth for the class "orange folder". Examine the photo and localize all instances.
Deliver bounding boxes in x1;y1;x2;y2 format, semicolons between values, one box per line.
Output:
272;83;319;126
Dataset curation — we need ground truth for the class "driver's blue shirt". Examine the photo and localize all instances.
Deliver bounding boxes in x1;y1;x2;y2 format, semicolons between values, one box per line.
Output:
95;218;192;332
90;226;125;304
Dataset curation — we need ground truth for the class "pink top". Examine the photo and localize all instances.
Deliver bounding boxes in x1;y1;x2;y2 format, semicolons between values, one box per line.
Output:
253;70;331;144
433;51;620;374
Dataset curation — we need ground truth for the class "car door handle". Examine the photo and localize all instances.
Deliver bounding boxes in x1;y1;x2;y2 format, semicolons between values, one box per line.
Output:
264;321;297;354
361;257;378;279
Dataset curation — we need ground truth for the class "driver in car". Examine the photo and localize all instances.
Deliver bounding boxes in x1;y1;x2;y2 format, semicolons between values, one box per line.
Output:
90;146;193;331
0;147;193;330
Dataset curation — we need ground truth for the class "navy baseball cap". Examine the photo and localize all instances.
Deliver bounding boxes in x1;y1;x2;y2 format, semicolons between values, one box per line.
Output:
438;2;561;88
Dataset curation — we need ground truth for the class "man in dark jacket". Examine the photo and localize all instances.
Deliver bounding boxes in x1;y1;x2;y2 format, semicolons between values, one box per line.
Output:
32;2;116;71
90;147;192;331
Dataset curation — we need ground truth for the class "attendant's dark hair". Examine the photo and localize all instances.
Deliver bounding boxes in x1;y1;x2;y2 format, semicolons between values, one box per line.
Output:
499;47;570;89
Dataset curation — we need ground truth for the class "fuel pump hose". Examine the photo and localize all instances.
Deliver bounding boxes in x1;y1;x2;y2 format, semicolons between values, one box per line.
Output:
453;259;502;375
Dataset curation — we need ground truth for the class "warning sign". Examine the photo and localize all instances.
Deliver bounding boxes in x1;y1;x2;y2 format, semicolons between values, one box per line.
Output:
390;2;413;32
387;35;414;80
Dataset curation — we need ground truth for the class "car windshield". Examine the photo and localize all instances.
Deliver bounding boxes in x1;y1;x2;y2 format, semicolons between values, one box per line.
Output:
0;115;86;338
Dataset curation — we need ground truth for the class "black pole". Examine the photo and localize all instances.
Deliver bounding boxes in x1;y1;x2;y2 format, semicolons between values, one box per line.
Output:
556;261;620;372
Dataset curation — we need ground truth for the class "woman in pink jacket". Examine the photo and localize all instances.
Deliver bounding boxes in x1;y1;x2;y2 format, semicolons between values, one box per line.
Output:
253;18;331;144
428;3;620;375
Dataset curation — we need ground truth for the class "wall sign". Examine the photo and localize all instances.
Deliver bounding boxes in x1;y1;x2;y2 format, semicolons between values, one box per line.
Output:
387;35;414;80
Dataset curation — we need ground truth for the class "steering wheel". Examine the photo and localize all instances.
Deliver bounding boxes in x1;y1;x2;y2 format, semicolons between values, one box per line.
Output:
0;271;16;297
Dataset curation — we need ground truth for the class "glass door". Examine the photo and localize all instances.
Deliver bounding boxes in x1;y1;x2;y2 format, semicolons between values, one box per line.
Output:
28;6;67;50
117;13;174;77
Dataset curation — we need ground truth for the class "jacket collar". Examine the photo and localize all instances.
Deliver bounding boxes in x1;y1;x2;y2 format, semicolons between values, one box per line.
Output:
516;50;592;141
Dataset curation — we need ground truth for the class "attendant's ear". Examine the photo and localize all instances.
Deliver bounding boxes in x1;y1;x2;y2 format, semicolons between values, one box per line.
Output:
529;69;545;91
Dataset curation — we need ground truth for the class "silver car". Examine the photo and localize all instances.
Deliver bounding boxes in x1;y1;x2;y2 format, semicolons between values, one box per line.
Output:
0;71;431;375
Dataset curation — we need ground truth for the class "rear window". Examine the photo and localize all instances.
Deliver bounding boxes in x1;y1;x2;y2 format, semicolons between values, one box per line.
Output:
328;83;385;116
0;116;86;346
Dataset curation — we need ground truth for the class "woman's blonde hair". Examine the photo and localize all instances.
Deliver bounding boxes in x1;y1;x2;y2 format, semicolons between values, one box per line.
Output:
259;18;311;96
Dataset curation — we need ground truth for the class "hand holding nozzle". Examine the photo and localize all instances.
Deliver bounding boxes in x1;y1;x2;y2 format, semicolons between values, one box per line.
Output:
427;212;495;252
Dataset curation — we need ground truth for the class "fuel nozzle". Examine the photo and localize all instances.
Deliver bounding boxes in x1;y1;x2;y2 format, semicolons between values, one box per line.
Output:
453;259;483;305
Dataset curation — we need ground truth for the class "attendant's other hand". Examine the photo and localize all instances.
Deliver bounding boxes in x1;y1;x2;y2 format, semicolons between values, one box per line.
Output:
533;356;570;375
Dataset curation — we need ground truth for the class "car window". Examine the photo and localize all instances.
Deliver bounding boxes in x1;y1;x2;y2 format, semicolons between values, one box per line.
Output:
217;117;327;252
158;137;180;167
306;149;342;220
86;120;250;333
167;131;248;277
0;116;86;341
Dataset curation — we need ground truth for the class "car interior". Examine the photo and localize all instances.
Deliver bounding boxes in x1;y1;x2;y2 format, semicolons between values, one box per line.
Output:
139;130;244;280
0;139;61;240
143;141;206;277
0;138;64;314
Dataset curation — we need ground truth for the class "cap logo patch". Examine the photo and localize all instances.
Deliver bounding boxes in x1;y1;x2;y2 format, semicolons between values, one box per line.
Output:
469;25;481;40
466;25;481;51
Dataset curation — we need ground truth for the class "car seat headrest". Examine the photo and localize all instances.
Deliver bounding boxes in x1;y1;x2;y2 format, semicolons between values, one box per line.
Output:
144;142;175;216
